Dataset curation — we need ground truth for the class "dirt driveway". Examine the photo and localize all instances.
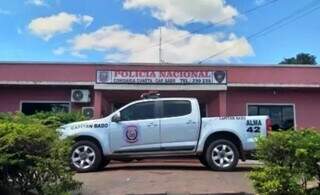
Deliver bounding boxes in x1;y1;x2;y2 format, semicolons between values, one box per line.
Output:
75;159;258;195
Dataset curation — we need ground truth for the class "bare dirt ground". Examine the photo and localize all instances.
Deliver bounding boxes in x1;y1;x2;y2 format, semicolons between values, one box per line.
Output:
75;159;258;195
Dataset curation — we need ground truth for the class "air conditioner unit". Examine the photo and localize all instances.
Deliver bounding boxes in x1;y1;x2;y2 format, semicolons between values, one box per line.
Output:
82;107;95;119
71;89;91;103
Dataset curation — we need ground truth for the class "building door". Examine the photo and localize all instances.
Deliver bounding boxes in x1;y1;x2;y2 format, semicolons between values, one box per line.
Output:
109;101;161;153
248;104;294;130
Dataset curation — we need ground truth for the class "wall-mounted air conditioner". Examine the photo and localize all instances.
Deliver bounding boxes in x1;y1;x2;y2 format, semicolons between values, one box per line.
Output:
71;89;91;103
82;107;94;119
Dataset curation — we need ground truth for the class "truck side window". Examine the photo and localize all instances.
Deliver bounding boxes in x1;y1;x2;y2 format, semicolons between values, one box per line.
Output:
162;100;191;118
120;101;155;121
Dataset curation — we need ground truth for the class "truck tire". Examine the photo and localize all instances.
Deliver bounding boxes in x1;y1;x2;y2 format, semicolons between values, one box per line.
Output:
205;139;239;171
70;140;102;173
199;155;209;168
99;158;110;169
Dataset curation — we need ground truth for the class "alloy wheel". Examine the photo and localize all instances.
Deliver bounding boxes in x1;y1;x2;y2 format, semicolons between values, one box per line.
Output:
71;145;96;170
211;144;235;168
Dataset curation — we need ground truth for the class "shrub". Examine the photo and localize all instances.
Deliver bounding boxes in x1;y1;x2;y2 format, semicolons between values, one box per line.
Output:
30;112;87;129
249;129;320;195
250;165;304;195
0;113;82;195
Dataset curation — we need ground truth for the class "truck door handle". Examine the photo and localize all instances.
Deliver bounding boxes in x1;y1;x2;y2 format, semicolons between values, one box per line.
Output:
186;120;196;125
147;122;158;127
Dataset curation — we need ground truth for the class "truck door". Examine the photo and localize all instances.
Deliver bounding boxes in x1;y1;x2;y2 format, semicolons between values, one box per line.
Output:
109;101;161;153
160;100;199;151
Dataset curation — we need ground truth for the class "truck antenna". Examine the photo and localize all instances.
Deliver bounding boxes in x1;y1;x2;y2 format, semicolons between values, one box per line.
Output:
159;27;163;64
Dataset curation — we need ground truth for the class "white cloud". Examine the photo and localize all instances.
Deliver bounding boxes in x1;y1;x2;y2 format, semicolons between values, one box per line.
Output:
26;0;47;6
17;27;23;35
28;12;94;41
255;0;266;6
81;15;94;28
26;0;48;6
0;9;12;15
71;51;87;58
69;25;253;63
123;0;238;25
53;47;66;55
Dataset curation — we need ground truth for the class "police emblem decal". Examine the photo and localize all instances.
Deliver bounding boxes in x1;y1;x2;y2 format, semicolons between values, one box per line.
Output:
214;71;226;84
124;125;139;143
97;71;111;83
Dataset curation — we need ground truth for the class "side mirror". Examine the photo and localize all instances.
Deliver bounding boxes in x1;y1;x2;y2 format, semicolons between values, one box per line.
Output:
111;112;121;122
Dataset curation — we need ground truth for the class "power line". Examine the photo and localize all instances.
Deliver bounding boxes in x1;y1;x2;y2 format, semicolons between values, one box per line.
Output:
132;0;281;54
198;0;320;64
253;3;320;38
247;0;319;39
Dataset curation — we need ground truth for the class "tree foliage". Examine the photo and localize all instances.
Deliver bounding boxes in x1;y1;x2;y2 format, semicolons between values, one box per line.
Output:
0;113;83;195
279;53;317;65
249;130;320;195
30;112;87;129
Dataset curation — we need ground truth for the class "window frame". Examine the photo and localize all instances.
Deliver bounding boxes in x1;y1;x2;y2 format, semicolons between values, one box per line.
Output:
119;100;159;122
159;100;192;119
246;103;296;130
20;100;71;114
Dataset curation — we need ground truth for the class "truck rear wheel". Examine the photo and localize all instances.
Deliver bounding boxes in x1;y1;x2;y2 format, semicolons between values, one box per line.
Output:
70;140;102;173
205;139;239;171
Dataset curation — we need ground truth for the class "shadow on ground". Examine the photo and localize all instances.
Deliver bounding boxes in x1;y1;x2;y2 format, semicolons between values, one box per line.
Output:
127;193;254;195
99;163;253;173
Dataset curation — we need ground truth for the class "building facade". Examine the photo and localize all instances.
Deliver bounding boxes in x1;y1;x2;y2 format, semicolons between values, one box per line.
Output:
1;62;320;130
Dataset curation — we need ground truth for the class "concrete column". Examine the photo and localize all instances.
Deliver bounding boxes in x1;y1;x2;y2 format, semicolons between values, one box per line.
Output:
94;90;103;119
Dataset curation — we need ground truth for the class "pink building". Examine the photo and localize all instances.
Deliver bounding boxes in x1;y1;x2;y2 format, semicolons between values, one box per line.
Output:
1;62;320;130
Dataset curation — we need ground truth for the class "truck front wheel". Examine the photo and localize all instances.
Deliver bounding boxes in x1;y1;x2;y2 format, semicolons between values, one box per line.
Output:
205;139;239;171
70;140;102;173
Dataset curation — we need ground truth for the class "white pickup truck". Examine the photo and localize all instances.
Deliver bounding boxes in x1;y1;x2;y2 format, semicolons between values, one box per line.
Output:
59;97;271;172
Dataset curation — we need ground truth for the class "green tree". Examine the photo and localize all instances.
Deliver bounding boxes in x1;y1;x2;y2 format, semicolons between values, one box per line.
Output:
0;113;82;195
279;53;317;65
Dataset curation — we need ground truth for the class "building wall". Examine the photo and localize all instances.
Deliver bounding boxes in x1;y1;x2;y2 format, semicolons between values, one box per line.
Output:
0;64;95;82
1;85;320;129
227;88;320;128
2;63;320;129
2;63;320;87
0;86;92;113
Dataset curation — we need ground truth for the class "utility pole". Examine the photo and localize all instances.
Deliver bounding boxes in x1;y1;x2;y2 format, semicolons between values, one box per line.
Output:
159;27;162;64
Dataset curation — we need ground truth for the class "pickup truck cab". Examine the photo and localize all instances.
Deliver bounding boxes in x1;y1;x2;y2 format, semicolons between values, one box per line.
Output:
59;97;271;172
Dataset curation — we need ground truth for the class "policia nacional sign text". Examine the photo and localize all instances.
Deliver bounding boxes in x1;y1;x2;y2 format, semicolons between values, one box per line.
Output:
96;70;227;85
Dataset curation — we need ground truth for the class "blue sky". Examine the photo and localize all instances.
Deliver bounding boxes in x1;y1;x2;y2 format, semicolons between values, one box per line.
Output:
0;0;319;64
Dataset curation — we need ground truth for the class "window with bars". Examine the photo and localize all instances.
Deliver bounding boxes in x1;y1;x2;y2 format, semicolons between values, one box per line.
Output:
248;105;294;130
